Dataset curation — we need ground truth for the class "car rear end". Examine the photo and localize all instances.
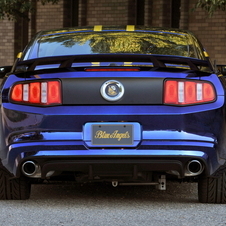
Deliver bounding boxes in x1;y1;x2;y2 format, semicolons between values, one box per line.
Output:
1;26;226;202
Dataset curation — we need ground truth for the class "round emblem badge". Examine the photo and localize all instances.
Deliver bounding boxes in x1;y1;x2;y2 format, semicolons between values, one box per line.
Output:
100;80;124;101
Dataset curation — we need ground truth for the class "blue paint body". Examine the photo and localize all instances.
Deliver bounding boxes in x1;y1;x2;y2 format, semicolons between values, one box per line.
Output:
1;27;226;183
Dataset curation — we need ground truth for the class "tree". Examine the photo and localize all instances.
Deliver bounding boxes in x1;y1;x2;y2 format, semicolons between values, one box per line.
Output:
194;0;226;16
1;0;225;20
0;0;59;20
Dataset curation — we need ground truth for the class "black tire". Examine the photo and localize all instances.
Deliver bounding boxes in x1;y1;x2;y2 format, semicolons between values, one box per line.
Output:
198;172;226;203
0;165;31;200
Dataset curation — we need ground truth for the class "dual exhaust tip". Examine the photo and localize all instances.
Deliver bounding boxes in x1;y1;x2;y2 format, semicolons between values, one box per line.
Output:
21;159;204;178
21;161;41;178
21;160;54;178
186;160;204;176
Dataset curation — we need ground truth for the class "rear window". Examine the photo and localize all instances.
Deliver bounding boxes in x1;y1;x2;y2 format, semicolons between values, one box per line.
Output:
37;32;199;58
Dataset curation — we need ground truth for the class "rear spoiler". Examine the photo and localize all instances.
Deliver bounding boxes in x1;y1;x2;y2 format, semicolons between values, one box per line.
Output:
14;54;213;73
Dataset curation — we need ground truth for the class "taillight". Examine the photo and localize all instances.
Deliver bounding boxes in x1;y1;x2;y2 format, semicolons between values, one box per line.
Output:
164;80;216;105
10;80;62;106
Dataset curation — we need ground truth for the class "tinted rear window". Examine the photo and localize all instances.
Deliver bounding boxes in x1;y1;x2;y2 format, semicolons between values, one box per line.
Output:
37;32;198;58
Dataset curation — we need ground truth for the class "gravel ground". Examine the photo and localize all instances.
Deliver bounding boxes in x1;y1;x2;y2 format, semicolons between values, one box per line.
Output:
0;181;225;226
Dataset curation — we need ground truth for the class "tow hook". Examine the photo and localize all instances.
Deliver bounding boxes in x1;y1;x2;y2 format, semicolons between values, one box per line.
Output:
112;181;118;187
157;175;166;190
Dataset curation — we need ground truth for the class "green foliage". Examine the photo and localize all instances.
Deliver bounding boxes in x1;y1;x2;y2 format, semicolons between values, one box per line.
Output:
0;0;59;20
2;0;226;20
194;0;226;16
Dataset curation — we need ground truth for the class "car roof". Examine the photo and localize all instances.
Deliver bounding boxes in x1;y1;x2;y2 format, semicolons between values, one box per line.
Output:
38;25;194;37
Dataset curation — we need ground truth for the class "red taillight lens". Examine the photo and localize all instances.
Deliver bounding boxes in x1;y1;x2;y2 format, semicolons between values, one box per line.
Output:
11;84;23;102
30;82;41;103
47;81;61;104
10;80;62;106
164;81;178;104
203;83;215;102
164;80;216;105
185;81;197;104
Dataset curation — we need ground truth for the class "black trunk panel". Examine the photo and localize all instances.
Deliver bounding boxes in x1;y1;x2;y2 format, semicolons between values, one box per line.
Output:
62;77;164;105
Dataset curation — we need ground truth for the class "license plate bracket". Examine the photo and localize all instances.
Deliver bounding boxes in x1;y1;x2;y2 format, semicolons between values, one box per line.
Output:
84;122;141;147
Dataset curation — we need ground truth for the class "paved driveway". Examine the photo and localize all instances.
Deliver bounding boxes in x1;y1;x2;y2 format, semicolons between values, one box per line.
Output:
0;182;225;226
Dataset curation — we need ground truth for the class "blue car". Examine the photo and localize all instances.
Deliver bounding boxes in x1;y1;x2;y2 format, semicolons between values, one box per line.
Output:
0;25;226;203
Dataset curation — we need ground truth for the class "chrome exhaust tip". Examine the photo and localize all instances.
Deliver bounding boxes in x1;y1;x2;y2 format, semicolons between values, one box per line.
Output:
21;161;41;178
186;160;204;176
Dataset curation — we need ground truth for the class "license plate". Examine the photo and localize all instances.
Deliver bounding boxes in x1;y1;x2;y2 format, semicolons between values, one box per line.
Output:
92;124;133;146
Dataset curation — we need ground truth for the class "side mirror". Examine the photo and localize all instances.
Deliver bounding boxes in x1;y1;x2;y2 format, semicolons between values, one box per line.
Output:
217;65;226;76
0;66;12;78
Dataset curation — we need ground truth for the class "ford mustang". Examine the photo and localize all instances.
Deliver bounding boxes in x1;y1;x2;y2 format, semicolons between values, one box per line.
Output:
0;25;226;203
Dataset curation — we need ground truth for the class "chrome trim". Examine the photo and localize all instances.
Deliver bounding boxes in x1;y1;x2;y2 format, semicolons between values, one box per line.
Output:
100;80;124;101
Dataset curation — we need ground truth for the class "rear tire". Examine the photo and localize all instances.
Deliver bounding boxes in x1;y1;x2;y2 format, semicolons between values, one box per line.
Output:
0;165;31;200
198;171;226;203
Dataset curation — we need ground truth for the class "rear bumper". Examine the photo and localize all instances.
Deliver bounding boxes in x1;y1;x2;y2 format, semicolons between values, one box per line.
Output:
3;130;222;179
2;101;226;180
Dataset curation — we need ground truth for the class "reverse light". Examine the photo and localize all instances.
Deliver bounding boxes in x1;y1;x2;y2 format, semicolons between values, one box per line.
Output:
10;80;62;106
164;79;216;105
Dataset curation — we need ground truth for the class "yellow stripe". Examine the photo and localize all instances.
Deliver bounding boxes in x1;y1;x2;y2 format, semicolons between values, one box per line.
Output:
92;62;100;66
17;52;23;58
204;51;209;57
124;62;132;66
94;25;102;31
126;25;135;31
